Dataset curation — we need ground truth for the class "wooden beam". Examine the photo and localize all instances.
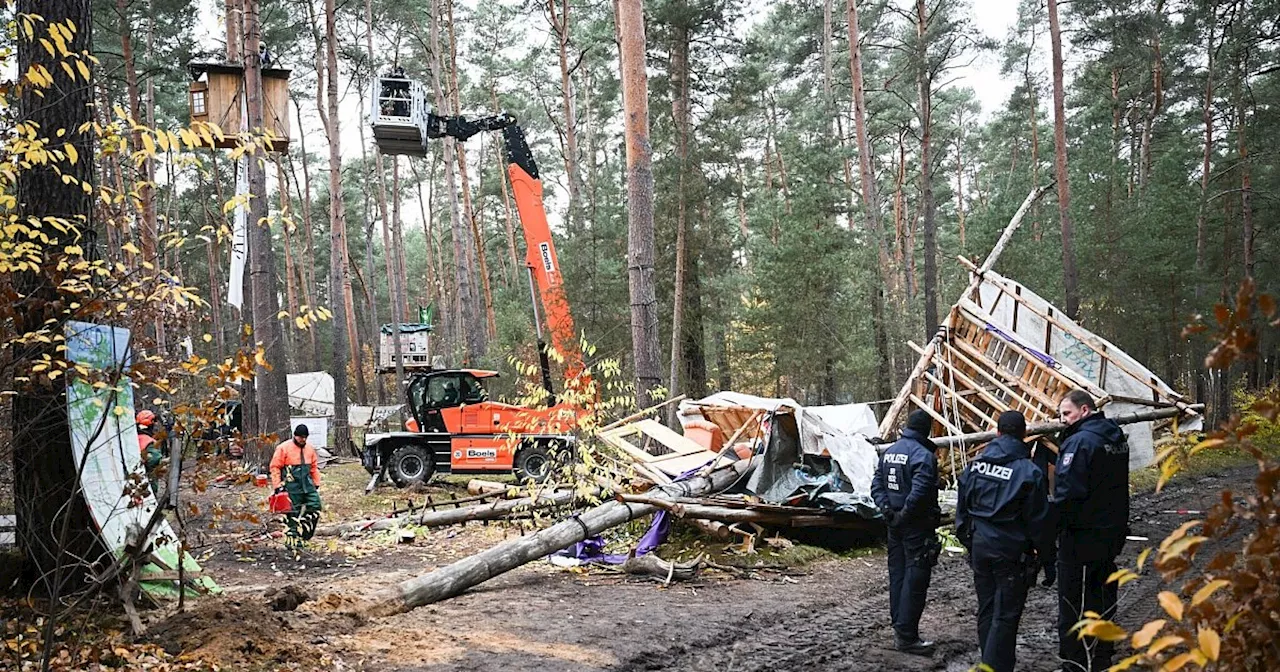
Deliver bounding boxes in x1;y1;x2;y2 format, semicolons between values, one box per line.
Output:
931;404;1203;450
882;184;1055;438
908;394;966;437
922;369;999;428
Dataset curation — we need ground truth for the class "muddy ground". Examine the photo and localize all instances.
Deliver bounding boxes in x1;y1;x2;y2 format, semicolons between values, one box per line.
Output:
127;459;1253;672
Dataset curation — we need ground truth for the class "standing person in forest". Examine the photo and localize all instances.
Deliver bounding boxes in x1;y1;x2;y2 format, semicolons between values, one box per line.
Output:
1054;390;1129;671
871;409;942;656
136;410;163;495
955;411;1052;672
270;424;323;553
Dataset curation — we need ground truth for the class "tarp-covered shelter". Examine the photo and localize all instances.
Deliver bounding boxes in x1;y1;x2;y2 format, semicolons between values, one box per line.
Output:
286;371;403;428
677;392;881;518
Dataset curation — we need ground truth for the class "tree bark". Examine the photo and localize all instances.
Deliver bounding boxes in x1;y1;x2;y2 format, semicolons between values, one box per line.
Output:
846;0;893;400
916;0;938;340
225;0;241;61
288;98;321;371
325;0;351;461
1047;0;1079;318
549;0;582;231
389;158;408;393
277;161;301;369
244;0;289;453
14;0;99;592
668;21;691;424
618;0;663;409
430;0;486;359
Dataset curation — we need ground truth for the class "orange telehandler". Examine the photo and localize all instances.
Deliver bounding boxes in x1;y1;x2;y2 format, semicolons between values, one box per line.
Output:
362;108;590;490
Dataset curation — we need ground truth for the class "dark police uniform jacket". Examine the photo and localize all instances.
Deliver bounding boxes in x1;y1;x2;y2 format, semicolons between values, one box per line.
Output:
1054;413;1129;557
871;428;941;529
955;434;1052;562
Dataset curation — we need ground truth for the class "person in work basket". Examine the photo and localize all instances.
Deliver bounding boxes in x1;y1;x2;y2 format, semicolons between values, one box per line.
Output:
270;424;323;553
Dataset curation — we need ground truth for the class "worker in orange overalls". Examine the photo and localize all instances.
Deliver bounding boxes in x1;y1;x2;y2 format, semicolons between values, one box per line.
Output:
269;424;323;550
136;410;164;495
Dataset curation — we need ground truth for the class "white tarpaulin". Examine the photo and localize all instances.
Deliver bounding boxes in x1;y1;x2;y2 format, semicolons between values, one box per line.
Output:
288;371;335;416
679;392;880;507
226;155;249;309
972;269;1197;467
286;372;402;428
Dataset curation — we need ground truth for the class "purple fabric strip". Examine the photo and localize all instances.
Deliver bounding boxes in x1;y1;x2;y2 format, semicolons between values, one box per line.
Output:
984;323;1057;367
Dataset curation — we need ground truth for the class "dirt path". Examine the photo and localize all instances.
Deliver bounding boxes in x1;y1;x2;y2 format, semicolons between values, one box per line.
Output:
154;463;1253;672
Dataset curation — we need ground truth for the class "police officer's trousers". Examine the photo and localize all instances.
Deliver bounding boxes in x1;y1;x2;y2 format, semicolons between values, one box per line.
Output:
973;554;1030;672
1057;530;1123;671
887;525;936;644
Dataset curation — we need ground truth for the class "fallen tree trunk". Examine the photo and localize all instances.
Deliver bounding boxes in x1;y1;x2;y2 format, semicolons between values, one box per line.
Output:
931;404;1204;450
357;459;755;616
467;479;513;495
314;488;585;537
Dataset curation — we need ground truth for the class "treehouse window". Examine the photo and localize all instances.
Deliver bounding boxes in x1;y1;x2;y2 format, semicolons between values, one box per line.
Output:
191;89;206;116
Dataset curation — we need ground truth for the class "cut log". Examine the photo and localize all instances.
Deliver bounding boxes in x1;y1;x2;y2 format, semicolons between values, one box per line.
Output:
467;479;513;495
356;459;755;616
620;553;704;583
930;405;1203;450
314;488;586;537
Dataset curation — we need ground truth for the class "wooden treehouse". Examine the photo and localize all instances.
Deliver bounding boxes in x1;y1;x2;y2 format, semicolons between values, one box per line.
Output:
187;62;291;150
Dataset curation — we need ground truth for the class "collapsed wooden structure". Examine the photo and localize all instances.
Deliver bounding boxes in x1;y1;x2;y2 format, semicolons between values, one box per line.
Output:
879;185;1201;478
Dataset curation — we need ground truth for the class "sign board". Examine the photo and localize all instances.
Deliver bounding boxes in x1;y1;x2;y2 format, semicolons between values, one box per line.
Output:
65;321;218;598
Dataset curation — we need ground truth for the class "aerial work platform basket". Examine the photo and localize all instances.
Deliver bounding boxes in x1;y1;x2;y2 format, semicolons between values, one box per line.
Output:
370;76;428;156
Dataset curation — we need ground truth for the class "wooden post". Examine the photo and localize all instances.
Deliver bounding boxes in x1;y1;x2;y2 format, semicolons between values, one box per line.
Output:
878;184;1054;437
930;405;1201;450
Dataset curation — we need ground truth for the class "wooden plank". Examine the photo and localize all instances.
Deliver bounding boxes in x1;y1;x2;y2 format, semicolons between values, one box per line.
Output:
632;419;709;456
923;369;999;429
911;341;1016;417
908;394;966;437
959;299;1104;395
940;340;1052;415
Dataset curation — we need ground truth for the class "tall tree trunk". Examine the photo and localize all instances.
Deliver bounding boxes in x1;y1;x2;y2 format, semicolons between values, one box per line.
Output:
1139;0;1165;190
1236;87;1253;281
915;0;939;340
430;0;485;359
277;161;301;370
1047;0;1079;318
618;0;662;408
288;97;321;371
226;0;242;61
549;0;581;230
325;0;351;457
1193;8;1216;404
1024;33;1042;241
668;21;691;422
14;0;98;589
389;158;407;393
410;159;440;309
244;0;289;453
847;0;893;400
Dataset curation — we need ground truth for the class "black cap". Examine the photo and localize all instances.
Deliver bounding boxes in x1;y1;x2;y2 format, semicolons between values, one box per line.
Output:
293;424;309;438
997;411;1027;439
905;410;933;436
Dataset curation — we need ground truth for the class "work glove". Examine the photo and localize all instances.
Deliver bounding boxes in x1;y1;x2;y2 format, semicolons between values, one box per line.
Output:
883;509;902;528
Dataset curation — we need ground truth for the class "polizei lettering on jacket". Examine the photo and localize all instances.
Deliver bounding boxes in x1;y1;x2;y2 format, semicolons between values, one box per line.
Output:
884;453;909;465
971;461;1014;480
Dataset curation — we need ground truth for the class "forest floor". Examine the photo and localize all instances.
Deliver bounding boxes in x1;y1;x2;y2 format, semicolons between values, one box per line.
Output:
0;453;1262;672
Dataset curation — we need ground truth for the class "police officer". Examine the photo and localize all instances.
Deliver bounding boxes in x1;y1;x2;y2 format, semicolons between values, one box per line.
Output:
871;409;941;656
1054;390;1129;671
956;411;1052;672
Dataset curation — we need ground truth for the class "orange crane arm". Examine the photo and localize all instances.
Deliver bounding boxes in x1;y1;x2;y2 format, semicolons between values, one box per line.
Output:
422;112;590;401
